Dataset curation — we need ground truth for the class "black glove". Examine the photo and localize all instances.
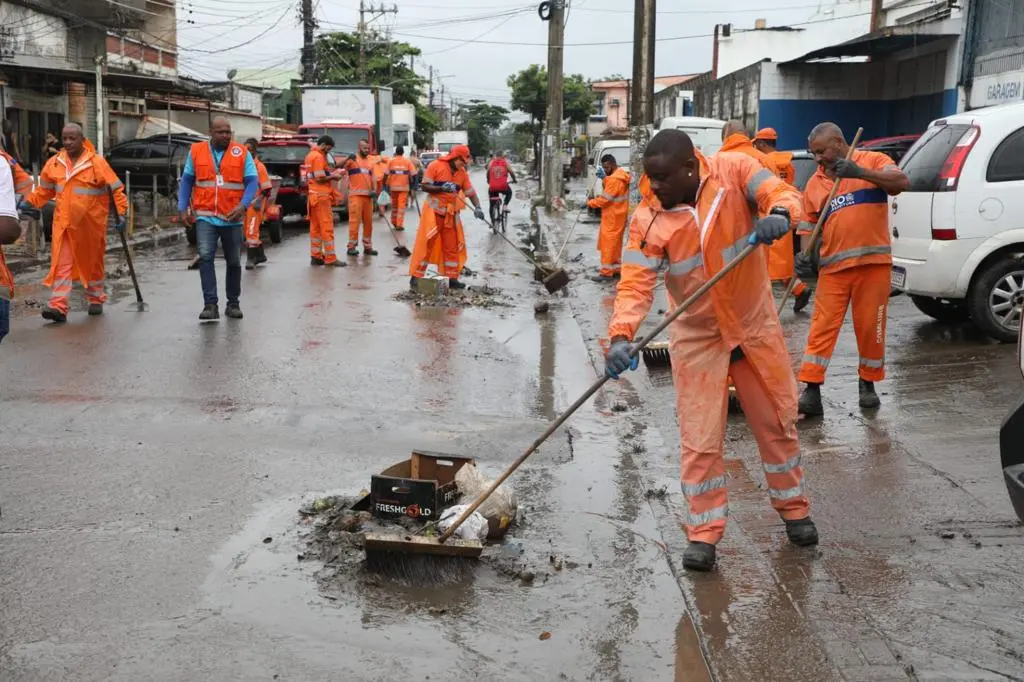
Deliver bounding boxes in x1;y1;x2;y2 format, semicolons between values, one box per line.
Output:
794;250;817;279
834;158;864;179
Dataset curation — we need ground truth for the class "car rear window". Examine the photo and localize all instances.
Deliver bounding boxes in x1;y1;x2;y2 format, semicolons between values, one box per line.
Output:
900;124;971;192
791;158;817;192
259;145;309;163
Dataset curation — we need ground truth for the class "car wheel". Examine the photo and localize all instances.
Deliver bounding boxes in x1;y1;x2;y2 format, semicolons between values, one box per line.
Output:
185;223;197;246
909;295;970;324
968;255;1024;343
268;218;283;244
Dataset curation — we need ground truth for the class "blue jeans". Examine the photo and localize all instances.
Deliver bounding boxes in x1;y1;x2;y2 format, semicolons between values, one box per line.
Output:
197;219;242;306
0;297;9;344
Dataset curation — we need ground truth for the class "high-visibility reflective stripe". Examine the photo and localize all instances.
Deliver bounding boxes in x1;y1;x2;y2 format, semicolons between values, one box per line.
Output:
600;262;621;270
56;184;65;193
681;474;727;497
444;260;459;267
769;482;804;500
763;454;801;474
15;180;33;191
38;179;56;189
195;181;217;188
668;253;703;276
52;278;73;287
600;192;627;202
220;182;245;190
721;231;753;263
745;168;774;203
350;189;372;195
311;170;327;178
86;280;105;288
72;186;106;196
860;356;884;369
622;249;663;270
348;168;371;175
796;220;815;233
802;354;830;368
685;504;729;526
391;170;410;175
310;239;323;244
109;180;123;190
818;245;891;267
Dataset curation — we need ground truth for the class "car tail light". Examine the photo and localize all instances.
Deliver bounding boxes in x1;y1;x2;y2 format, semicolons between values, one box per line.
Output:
937;125;979;192
931;228;957;240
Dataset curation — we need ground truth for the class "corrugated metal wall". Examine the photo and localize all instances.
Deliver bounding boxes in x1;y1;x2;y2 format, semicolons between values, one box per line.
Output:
971;0;1024;78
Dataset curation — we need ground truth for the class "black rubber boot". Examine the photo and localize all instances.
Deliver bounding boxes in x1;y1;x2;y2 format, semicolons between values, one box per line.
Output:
363;247;379;256
87;303;103;316
225;303;243;319
199;304;219;321
328;260;347;267
310;257;324;266
859;379;881;409
785;518;819;547
682;542;717;571
346;248;359;256
246;245;267;270
798;383;823;417
41;307;67;323
409;276;419;291
448;279;467;290
590;274;615;283
793;288;812;314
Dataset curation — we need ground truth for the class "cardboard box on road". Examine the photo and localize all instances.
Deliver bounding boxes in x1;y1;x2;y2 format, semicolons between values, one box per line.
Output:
370;450;475;521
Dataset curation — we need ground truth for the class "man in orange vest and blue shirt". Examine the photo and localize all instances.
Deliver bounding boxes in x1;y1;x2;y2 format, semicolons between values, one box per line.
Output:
178;116;260;321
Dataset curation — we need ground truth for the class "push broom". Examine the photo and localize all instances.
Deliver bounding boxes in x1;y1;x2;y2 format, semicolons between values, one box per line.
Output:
364;237;764;572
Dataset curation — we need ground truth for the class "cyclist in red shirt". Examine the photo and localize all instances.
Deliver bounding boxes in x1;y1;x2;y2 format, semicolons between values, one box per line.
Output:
486;150;517;221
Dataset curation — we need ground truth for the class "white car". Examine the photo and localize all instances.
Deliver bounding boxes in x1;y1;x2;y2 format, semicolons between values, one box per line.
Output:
656;116;725;156
891;101;1024;342
586;140;631;216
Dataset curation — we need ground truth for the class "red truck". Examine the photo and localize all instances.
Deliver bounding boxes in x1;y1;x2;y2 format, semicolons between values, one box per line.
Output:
258;135;350;222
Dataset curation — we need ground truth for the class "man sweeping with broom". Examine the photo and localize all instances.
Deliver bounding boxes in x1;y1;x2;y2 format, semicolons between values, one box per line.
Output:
604;129;817;571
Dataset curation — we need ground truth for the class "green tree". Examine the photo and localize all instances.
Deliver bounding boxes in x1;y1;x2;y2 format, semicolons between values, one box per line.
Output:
508;65;594;170
312;31;438;148
456;100;508;157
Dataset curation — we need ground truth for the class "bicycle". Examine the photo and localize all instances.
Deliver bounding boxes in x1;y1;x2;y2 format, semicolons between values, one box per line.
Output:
489;193;509;233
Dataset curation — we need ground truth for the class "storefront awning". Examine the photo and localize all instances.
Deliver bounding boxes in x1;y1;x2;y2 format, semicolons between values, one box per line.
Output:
783;26;958;63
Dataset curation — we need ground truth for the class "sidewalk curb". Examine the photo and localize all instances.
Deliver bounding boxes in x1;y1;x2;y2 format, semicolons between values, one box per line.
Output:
7;226;185;276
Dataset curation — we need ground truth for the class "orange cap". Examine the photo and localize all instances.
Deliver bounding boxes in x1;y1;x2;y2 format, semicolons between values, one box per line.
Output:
754;127;778;141
443;144;472;162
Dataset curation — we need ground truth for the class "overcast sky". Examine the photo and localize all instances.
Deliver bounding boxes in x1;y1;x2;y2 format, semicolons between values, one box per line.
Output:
175;0;830;111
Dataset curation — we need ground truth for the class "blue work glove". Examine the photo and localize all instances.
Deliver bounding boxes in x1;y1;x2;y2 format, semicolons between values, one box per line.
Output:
834;158;864;179
605;340;639;379
748;208;791;246
17;200;39;219
114;216;126;233
473;207;486;221
595;167;606;179
441;182;458;193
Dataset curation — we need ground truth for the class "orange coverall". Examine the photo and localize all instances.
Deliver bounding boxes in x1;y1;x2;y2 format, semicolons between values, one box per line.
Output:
608;150;809;545
244;157;273;248
587;166;631;277
345;154;375;251
304;147;338;263
797;150;899;385
766;150;807;296
409;159;475;279
25;144;127;313
385;155;417;229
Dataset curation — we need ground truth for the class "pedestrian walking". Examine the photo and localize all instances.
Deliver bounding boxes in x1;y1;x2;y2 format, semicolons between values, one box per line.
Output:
20;123;127;323
753;126;812;313
586;153;630;282
795;122;909;415
243;138;273;270
177;116;259;320
0;156;23;343
604;129;817;571
408;145;485;290
342;138;377;256
384;146;416;230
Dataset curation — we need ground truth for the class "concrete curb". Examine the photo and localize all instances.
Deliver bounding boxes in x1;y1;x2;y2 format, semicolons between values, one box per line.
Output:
6;225;185;276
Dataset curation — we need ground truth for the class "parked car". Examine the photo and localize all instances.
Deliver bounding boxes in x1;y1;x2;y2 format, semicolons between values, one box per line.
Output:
788;150;817;192
106;134;204;196
890;102;1024;342
656;116;726;156
258;135;350;223
859;134;921;165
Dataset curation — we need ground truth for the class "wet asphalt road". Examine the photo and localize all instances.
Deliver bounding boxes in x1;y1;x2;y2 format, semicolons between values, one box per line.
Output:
0;168;709;682
3;167;1023;681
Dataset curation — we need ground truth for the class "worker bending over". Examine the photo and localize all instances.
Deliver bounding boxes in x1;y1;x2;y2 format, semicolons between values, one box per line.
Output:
586;153;630;282
344;138;377;256
384;145;416;230
605;129;817;571
409;144;485;290
22;123;127;323
796;122;908;415
753;127;811;313
243;138;274;270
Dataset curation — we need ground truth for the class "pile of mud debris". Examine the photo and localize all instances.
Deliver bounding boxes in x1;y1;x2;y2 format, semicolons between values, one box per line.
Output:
297;495;567;594
393;284;513;309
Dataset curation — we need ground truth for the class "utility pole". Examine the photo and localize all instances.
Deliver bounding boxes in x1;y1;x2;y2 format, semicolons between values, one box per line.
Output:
358;1;398;82
628;0;655;213
300;0;315;83
428;65;435;108
542;0;565;208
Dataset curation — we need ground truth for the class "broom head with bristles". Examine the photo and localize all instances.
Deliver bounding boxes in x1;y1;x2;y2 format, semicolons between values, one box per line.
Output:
640;340;671;366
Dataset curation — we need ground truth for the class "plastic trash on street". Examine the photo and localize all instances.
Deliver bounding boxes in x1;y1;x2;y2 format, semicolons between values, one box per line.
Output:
438;505;489;541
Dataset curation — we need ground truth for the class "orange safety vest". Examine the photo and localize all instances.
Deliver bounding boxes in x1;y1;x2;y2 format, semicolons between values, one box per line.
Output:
801;149;897;274
386;156;416;192
423;159;475;217
767;150;795;185
345;154;375;196
304;148;334;200
189;141;249;221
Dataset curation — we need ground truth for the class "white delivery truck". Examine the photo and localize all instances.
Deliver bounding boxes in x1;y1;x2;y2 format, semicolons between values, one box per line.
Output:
392;103;416;154
299;85;394;156
434;130;469;154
